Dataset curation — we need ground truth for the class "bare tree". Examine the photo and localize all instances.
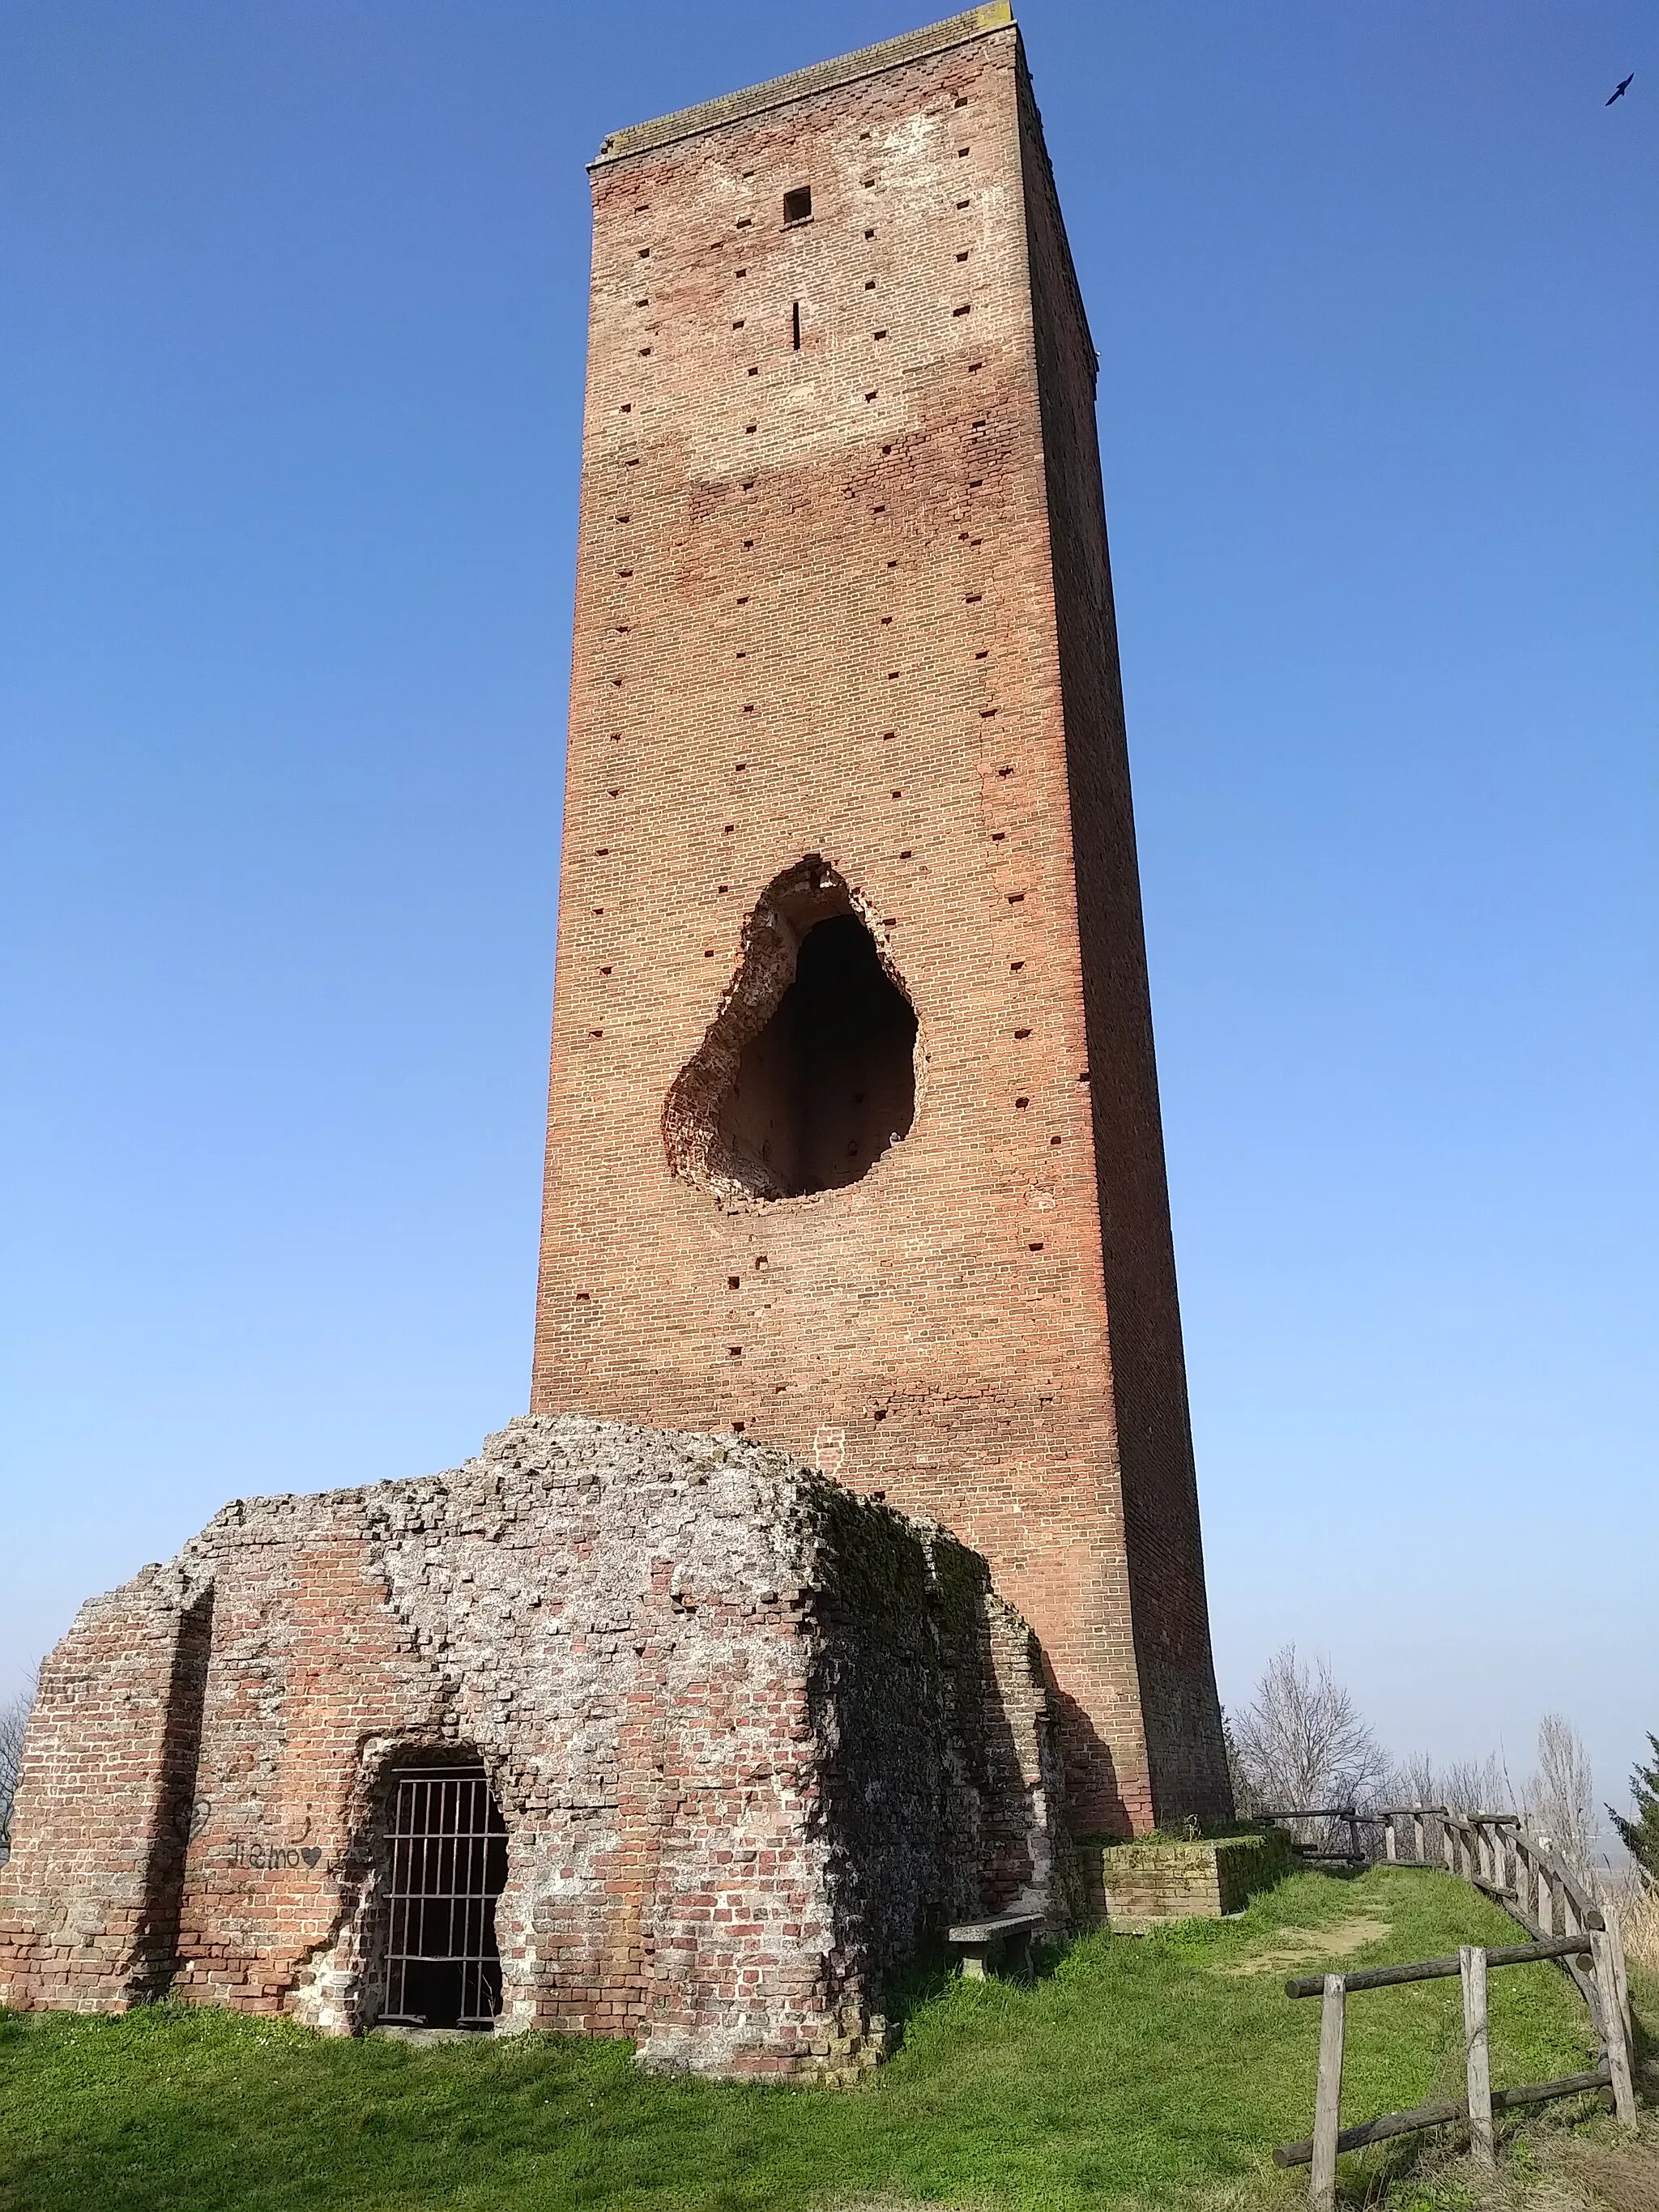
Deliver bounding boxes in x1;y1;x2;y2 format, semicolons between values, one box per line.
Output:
0;1675;36;1852
1384;1750;1513;1813
1232;1645;1389;1817
1524;1711;1597;1882
1222;1709;1255;1816
1439;1752;1513;1816
1372;1751;1511;1869
1387;1750;1439;1809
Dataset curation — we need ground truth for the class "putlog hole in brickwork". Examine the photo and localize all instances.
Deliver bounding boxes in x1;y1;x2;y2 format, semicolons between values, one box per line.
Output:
664;857;918;1204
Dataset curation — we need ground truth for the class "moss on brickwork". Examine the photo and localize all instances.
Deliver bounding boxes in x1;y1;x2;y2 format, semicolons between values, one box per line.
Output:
800;1480;1067;2014
1077;1829;1294;1927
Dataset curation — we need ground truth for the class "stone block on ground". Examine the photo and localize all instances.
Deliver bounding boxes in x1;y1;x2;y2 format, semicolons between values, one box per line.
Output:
1081;1831;1293;1930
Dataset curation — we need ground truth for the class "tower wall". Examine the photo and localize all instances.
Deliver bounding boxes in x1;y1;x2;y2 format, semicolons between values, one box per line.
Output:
531;7;1229;1832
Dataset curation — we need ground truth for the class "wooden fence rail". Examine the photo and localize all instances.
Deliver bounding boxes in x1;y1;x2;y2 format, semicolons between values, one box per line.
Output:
1256;1804;1633;2041
1256;1809;1639;2209
1252;1805;1366;1865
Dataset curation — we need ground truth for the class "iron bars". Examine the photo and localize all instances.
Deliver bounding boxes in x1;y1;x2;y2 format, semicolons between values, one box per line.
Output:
380;1765;508;2031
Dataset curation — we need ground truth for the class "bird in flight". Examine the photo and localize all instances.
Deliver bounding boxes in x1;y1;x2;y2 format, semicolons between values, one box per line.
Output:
1606;71;1634;104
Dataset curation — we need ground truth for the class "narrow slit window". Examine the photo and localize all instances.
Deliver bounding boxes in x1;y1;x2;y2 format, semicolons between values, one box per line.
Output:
783;185;812;224
791;300;801;351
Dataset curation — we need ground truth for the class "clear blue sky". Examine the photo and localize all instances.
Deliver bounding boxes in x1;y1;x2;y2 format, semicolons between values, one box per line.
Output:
3;2;1653;1817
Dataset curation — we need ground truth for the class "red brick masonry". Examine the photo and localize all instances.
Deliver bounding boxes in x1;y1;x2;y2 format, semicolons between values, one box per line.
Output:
531;5;1230;1832
0;11;1231;2075
0;1417;1066;2079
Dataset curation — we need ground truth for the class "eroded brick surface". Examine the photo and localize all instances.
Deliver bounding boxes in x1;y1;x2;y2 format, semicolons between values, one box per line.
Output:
531;8;1230;1831
0;1416;1065;2079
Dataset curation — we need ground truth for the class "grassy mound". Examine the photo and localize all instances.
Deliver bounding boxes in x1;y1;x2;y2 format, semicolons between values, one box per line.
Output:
0;1869;1603;2211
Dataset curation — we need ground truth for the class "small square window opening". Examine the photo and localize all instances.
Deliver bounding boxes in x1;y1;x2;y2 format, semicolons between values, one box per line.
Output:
783;185;812;224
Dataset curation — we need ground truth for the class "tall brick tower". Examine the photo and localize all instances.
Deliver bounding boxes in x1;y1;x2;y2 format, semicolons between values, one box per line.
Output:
531;4;1230;1835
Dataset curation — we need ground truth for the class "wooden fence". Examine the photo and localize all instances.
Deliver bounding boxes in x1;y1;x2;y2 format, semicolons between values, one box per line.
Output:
1255;1805;1639;2208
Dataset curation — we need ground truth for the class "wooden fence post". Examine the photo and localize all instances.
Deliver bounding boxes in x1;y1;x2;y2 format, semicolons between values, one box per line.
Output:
1384;1815;1397;1864
1412;1805;1426;1867
1461;1946;1494;2167
1589;1930;1637;2126
1310;1975;1346;2212
1605;1907;1635;2052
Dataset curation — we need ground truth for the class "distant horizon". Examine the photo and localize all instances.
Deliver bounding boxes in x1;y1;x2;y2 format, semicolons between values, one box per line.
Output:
2;0;1653;1827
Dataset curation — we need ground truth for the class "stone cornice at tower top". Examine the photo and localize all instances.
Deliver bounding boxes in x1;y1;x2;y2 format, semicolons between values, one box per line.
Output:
592;2;1014;167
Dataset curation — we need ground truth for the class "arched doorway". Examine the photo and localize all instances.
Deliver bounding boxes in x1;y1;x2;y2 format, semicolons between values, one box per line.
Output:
379;1764;508;2031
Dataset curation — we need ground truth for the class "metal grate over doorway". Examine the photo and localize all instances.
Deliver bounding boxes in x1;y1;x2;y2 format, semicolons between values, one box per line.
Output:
379;1766;508;2030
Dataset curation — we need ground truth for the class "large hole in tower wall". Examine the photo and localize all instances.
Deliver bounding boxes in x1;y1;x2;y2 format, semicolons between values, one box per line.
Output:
719;916;916;1196
664;859;919;1204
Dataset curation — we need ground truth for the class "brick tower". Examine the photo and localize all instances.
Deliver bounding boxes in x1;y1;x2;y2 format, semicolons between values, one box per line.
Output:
531;4;1230;1835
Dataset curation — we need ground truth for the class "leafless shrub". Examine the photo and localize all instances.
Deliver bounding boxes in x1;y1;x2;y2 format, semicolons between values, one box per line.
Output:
1231;1645;1388;1850
1380;1725;1594;1876
1221;1710;1256;1816
1439;1752;1515;1815
0;1675;36;1851
1368;1751;1442;1860
1383;1750;1514;1813
1605;1867;1659;1986
1525;1711;1599;1884
1387;1750;1439;1808
1372;1751;1514;1865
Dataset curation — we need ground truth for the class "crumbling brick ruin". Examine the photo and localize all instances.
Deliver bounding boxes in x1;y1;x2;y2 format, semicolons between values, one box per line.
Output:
533;3;1230;1833
0;1417;1065;2079
1;6;1233;2077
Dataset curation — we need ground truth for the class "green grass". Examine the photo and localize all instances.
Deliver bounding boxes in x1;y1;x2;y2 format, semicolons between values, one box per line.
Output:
0;1869;1601;2212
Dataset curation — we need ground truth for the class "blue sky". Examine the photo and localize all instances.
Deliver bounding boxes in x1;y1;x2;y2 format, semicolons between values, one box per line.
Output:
3;2;1653;1819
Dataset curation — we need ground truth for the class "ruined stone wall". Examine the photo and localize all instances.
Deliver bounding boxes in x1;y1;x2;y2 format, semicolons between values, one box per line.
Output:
0;1569;211;2013
0;1416;1064;2080
528;6;1229;1833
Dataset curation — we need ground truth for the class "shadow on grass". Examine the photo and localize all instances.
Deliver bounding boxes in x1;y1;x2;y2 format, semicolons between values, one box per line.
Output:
879;1927;1075;2056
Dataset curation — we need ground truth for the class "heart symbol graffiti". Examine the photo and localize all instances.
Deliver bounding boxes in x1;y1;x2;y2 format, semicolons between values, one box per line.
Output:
301;1847;322;1869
